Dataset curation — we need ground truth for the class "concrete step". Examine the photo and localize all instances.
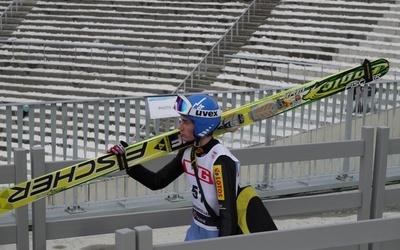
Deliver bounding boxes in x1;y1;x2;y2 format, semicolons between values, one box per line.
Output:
9;32;216;50
35;0;248;13
0;75;178;98
268;12;384;26
0;54;199;71
30;6;243;23
0;66;182;86
0;61;189;78
14;24;222;43
23;14;233;29
18;20;227;36
274;5;390;19
253;26;369;40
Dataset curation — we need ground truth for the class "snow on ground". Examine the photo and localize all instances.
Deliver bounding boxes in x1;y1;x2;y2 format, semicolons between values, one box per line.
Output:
2;206;400;249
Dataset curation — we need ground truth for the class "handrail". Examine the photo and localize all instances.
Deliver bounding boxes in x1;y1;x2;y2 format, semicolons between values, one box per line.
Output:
224;54;400;79
0;39;193;70
225;54;344;68
0;0;22;30
2;126;400;250
0;39;191;54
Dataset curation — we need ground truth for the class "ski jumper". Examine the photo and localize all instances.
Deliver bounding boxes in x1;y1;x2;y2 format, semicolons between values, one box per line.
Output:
126;138;240;240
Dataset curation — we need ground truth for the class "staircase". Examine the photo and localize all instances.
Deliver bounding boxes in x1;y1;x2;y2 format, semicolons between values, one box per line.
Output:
188;0;282;92
0;0;38;38
216;0;400;90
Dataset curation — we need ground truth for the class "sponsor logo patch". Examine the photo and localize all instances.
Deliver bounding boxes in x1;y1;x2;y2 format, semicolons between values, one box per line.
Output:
213;165;225;201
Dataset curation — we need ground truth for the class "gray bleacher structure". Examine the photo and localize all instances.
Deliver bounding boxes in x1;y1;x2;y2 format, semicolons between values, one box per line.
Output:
0;0;400;249
0;0;399;165
0;0;399;102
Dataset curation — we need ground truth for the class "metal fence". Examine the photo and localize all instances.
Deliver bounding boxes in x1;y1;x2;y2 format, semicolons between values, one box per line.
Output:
2;126;400;250
1;81;399;160
0;39;197;70
0;0;399;220
0;81;399;210
224;55;400;82
0;0;22;31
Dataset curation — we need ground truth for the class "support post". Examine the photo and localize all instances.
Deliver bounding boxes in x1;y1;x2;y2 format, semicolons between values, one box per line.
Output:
357;127;375;250
370;126;390;219
115;228;136;250
134;225;153;250
14;148;29;250
340;88;355;180
31;147;47;250
370;126;390;250
357;126;374;221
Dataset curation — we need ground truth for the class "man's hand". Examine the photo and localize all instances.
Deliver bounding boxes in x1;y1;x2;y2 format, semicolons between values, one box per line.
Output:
108;141;129;155
107;142;126;155
107;141;129;170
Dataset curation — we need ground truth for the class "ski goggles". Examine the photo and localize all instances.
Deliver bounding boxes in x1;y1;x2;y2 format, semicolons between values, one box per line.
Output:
174;94;192;115
174;94;221;118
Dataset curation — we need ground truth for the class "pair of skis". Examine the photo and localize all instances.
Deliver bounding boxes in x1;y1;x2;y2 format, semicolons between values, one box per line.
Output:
0;58;390;215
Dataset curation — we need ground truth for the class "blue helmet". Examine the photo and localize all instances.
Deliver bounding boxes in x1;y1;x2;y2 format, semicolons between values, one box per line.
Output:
174;94;221;139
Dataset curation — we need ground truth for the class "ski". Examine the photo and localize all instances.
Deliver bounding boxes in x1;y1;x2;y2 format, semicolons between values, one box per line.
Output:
0;58;390;215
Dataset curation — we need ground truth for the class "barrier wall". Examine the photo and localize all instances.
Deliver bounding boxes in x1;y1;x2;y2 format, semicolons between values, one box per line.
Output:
114;126;400;250
1;126;400;249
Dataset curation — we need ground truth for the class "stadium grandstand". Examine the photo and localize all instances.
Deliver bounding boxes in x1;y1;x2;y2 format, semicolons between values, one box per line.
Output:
0;0;400;249
0;0;398;102
0;0;399;162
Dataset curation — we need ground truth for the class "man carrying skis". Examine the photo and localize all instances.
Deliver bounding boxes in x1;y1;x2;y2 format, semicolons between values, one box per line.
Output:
108;94;240;241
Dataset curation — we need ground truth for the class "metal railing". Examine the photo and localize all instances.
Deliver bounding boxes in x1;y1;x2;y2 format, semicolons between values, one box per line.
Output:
0;0;22;31
0;82;399;210
1;126;399;250
0;39;196;70
1;81;398;165
173;0;266;93
223;54;400;84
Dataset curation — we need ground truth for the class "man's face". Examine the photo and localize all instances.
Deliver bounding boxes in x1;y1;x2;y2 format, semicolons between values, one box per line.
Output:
178;116;196;142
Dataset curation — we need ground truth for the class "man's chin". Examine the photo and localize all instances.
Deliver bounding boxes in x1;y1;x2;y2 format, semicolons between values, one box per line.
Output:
181;137;195;143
